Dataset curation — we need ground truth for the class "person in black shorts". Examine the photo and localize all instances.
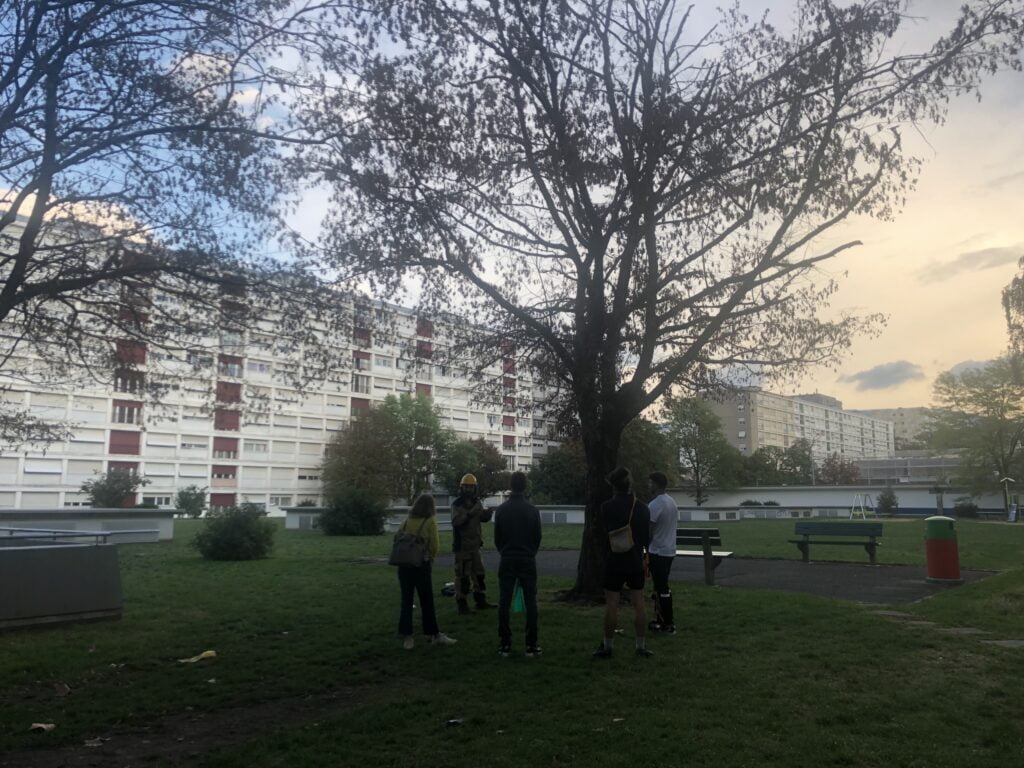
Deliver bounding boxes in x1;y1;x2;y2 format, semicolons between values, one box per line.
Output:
594;466;653;658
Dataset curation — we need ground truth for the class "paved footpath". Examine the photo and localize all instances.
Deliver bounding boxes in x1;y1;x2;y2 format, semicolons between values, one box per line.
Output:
436;550;994;604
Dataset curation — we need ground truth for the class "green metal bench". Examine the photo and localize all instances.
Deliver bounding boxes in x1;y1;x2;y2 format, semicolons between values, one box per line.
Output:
675;527;733;585
789;521;883;564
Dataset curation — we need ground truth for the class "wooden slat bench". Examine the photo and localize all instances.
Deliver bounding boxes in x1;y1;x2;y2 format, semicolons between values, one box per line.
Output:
675;528;733;585
789;522;884;564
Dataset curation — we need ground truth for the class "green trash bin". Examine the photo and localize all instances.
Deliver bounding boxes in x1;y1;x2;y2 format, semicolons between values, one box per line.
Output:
924;515;962;583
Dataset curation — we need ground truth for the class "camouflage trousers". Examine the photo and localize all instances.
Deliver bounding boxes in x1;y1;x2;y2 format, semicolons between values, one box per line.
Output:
454;550;487;601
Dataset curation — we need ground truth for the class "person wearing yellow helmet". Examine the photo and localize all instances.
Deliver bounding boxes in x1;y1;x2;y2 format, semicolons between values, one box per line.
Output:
451;472;493;614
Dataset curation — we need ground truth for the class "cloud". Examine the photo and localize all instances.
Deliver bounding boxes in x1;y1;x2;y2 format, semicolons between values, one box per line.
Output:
840;361;926;391
985;169;1024;190
918;244;1023;284
948;359;992;376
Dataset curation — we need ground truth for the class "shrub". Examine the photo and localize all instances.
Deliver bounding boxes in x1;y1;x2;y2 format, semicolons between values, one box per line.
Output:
739;500;763;506
953;496;979;518
81;468;150;507
192;503;276;561
876;486;899;516
320;488;387;535
296;499;318;507
175;485;207;518
763;500;780;506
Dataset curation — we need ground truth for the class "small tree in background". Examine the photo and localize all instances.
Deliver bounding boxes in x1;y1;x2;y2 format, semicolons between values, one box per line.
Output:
174;485;207;518
666;398;742;506
436;438;510;498
192;503;276;561
527;442;589;505
322;394;452;503
781;440;816;485
818;453;861;485
876;486;899;517
81;468;149;508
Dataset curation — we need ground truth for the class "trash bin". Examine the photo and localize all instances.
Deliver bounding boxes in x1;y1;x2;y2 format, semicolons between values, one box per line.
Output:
924;515;963;584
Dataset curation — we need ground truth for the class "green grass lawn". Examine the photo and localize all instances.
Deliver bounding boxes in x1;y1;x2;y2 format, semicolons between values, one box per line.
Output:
2;519;1024;766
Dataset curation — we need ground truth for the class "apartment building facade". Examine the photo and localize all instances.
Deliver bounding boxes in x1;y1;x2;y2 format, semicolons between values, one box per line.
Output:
0;295;554;512
705;389;895;461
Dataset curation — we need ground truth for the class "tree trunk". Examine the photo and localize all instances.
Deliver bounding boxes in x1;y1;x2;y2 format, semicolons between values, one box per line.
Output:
570;427;623;600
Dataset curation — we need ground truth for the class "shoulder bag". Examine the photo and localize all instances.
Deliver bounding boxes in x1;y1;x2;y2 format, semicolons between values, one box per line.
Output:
388;516;430;567
607;497;637;554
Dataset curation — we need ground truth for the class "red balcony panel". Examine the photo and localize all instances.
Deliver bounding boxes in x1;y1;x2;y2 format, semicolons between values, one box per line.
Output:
501;339;516;355
214;408;240;431
415;340;433;359
502;358;516;375
116;340;147;365
211;465;237;477
213;437;238;452
503;435;516;448
353;327;371;346
108;430;141;455
218;354;243;366
503;377;516;391
416;318;434;337
353;350;372;360
118;307;149;326
502;415;516;427
351;397;370;412
503;396;516;409
415;383;432;396
210;493;236;508
216;381;242;403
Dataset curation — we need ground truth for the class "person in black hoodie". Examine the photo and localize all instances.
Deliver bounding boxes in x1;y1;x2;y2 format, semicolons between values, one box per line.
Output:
593;466;653;659
494;471;543;657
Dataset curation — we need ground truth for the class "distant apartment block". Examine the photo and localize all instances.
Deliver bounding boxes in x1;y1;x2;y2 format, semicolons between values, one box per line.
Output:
705;389;895;460
847;407;934;448
0;294;558;512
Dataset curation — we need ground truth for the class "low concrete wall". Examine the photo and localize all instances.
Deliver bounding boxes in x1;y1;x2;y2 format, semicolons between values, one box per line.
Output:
285;504;589;533
0;543;123;630
0;508;175;540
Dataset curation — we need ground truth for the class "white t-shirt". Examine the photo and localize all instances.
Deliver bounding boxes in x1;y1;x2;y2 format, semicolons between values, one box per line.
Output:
647;493;678;557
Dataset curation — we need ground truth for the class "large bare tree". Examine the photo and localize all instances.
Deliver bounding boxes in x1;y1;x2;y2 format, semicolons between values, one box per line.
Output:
0;0;350;445
305;0;1024;596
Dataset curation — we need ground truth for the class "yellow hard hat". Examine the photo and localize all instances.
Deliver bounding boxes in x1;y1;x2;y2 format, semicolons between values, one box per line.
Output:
460;473;478;486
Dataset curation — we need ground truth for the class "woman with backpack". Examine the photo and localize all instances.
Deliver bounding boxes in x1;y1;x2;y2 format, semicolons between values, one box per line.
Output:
396;494;457;650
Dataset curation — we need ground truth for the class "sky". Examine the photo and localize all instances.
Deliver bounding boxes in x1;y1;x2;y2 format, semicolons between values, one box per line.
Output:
738;1;1024;409
285;0;1024;412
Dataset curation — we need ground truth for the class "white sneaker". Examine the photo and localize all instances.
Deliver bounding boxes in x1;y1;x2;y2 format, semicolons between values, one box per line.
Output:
431;633;457;647
402;636;415;650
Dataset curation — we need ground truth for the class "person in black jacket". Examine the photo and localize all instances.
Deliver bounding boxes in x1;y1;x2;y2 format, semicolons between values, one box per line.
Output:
493;471;542;658
594;466;653;658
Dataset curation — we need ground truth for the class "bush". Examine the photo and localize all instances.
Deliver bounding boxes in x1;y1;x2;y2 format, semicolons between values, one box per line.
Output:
739;500;763;506
763;500;780;506
876;486;899;516
192;503;276;561
953;496;979;518
320;488;387;535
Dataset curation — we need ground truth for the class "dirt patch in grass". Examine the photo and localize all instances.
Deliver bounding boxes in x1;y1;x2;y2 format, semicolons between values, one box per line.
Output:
1;680;412;768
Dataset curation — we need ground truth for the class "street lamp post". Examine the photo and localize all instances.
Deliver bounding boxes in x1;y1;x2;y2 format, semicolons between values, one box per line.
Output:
999;476;1016;521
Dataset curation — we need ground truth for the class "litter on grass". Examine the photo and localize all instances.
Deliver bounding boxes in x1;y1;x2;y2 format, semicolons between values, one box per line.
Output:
178;650;217;663
29;723;56;732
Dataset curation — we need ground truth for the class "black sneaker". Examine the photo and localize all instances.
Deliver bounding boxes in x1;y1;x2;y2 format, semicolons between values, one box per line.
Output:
525;646;542;658
662;624;677;635
635;647;654;658
592;646;613;659
498;644;511;658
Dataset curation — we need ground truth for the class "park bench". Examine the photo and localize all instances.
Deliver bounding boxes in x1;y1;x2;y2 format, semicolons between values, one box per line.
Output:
675;528;733;585
789;521;883;564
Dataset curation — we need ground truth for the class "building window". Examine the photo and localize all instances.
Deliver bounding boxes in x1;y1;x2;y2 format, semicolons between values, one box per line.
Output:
270;495;292;507
244;440;268;454
375;356;392;368
142;496;173;507
354;350;372;371
218;354;243;378
351;374;371;394
213;437;239;459
246;360;272;374
395;358;410;371
112;400;142;424
298;472;320;481
113;369;145;394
